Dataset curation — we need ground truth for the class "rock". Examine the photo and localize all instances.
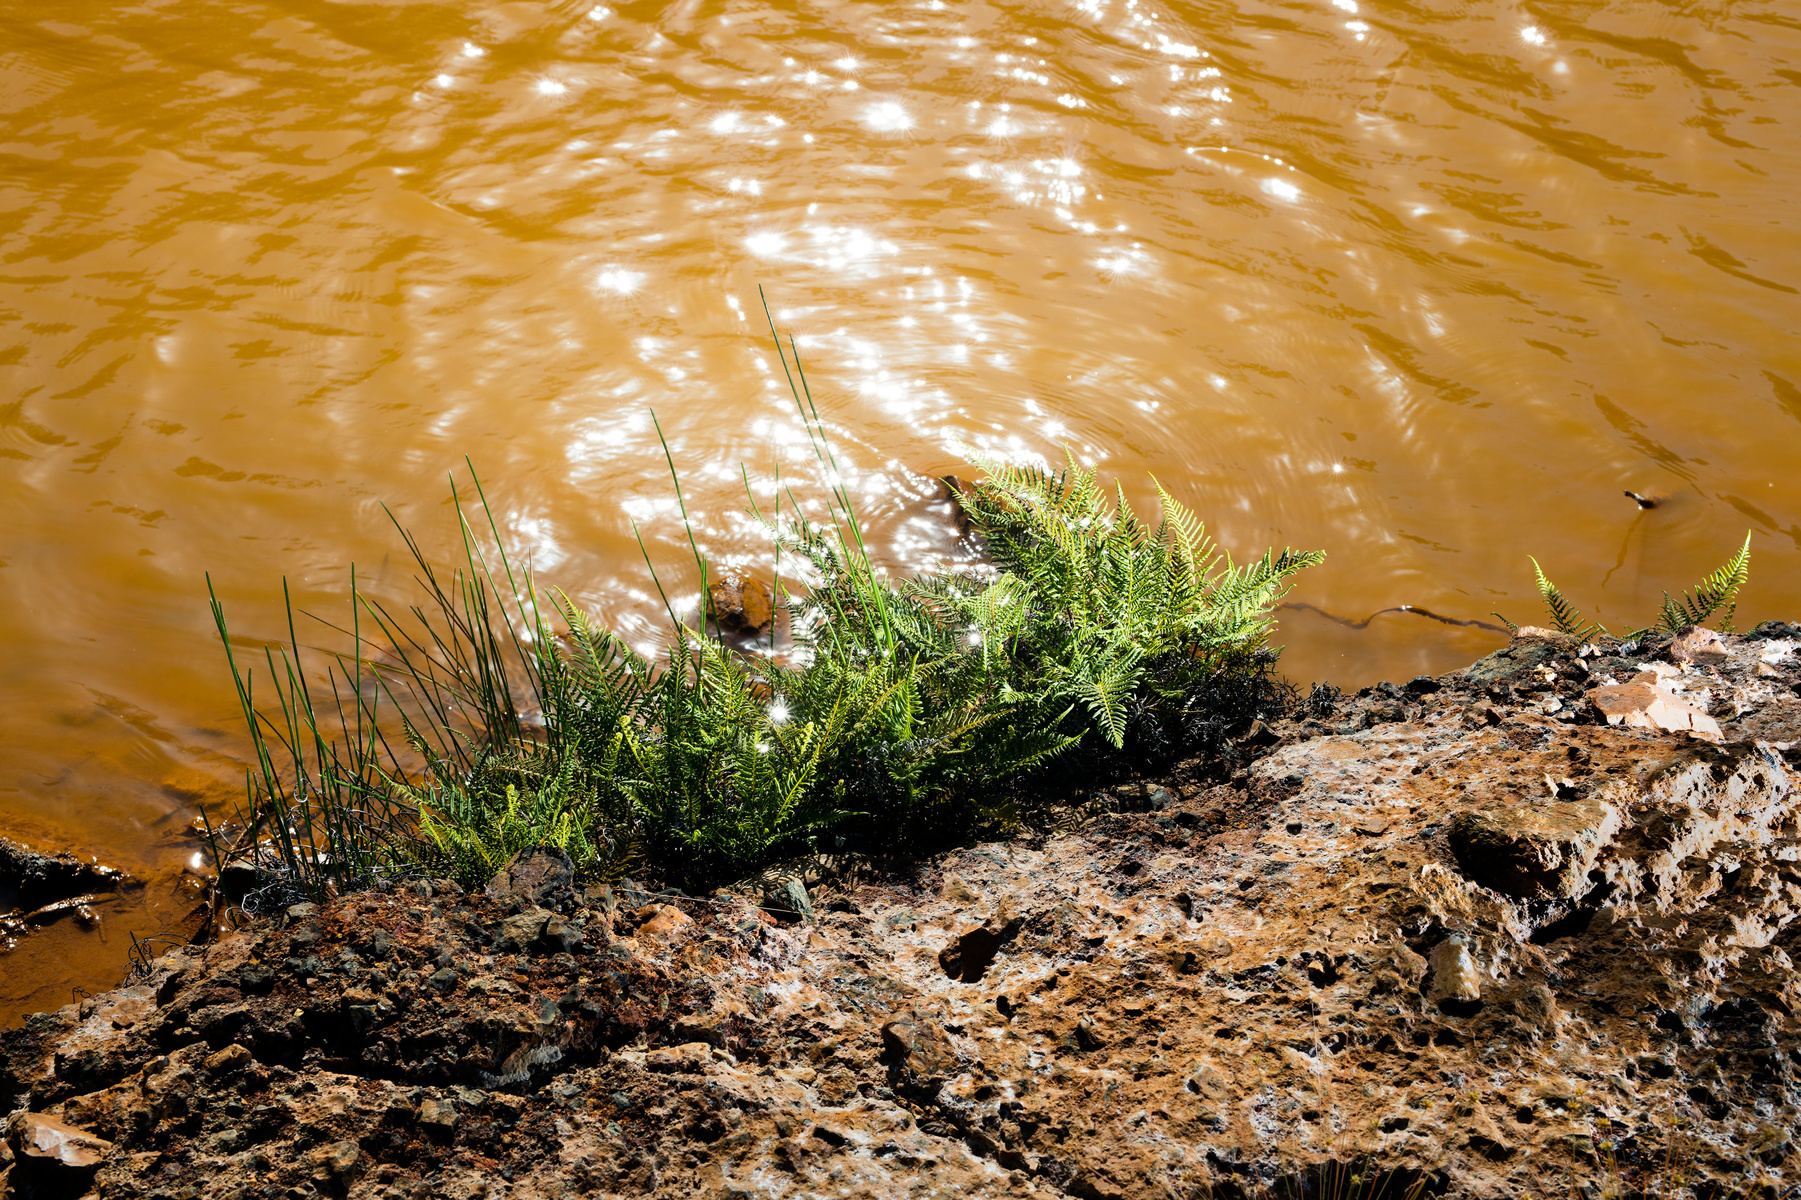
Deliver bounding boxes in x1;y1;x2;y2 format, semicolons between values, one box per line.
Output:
707;575;774;635
759;877;812;922
645;1043;713;1074
816;1065;860;1105
942;875;979;903
9;1111;113;1173
1670;625;1728;666
0;840;134;913
1425;937;1483;1009
317;1138;360;1179
1449;800;1620;899
880;1011;955;1084
498;907;553;952
1464;635;1571;687
580;882;617;915
418;1098;458;1131
0;630;1796;1200
1587;682;1722;740
636;905;692;940
937;916;1022;983
485;846;575;911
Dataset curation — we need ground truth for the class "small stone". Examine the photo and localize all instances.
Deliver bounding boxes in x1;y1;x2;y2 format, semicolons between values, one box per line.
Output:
1669;625;1728;666
498;908;552;952
1425;937;1483;1009
418;1098;459;1130
637;905;693;940
542;914;581;952
942;875;979;904
671;1016;726;1048
485;846;575;910
318;1139;360;1178
760;877;813;923
880;1011;955;1082
707;575;774;634
816;1066;860;1106
426;967;459;994
203;1043;252;1074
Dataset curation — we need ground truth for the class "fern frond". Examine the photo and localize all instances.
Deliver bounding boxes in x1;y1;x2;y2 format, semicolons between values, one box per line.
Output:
1529;557;1608;639
1657;531;1751;633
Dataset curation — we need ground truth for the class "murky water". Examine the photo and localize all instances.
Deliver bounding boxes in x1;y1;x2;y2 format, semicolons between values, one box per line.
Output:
2;0;1797;1020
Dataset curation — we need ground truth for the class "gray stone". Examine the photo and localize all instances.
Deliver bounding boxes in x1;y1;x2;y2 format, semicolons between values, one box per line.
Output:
760;876;812;922
498;907;553;952
1463;633;1575;688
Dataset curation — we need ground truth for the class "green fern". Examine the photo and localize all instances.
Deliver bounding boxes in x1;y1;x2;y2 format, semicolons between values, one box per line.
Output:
1530;557;1609;640
1495;533;1754;644
1657;532;1751;633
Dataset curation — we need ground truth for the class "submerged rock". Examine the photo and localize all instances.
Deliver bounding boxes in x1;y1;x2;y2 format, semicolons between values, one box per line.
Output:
707;574;774;635
0;840;134;913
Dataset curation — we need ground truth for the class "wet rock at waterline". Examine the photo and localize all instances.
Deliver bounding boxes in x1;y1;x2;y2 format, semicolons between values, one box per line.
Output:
0;840;139;953
1;629;1796;1199
706;574;774;636
0;841;134;914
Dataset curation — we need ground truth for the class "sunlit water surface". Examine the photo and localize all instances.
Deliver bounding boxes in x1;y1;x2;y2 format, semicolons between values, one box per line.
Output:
2;0;1798;1020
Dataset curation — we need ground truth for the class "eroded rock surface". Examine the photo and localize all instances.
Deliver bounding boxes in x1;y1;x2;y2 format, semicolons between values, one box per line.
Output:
1;628;1797;1199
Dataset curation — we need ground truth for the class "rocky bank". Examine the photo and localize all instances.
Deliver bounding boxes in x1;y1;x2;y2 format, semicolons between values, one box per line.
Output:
4;625;1801;1200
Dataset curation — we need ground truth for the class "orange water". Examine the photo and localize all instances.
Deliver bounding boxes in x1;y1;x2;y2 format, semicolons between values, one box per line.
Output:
2;0;1797;1021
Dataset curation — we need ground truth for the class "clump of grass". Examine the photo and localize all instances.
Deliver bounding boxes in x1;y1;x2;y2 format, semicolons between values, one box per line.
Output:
207;316;1321;901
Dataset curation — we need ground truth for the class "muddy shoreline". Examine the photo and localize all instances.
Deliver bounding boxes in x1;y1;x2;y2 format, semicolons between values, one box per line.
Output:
3;625;1800;1199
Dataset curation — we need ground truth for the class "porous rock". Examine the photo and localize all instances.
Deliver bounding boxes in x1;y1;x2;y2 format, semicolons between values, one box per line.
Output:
0;630;1795;1200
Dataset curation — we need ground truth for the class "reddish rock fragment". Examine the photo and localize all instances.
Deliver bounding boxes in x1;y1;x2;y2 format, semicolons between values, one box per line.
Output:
9;1111;113;1171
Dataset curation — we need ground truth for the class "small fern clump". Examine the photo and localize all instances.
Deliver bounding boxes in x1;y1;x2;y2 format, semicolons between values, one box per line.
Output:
1656;532;1751;634
1494;532;1753;640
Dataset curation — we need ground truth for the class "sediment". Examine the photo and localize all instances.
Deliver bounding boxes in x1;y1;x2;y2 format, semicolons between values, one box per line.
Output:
4;624;1800;1199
